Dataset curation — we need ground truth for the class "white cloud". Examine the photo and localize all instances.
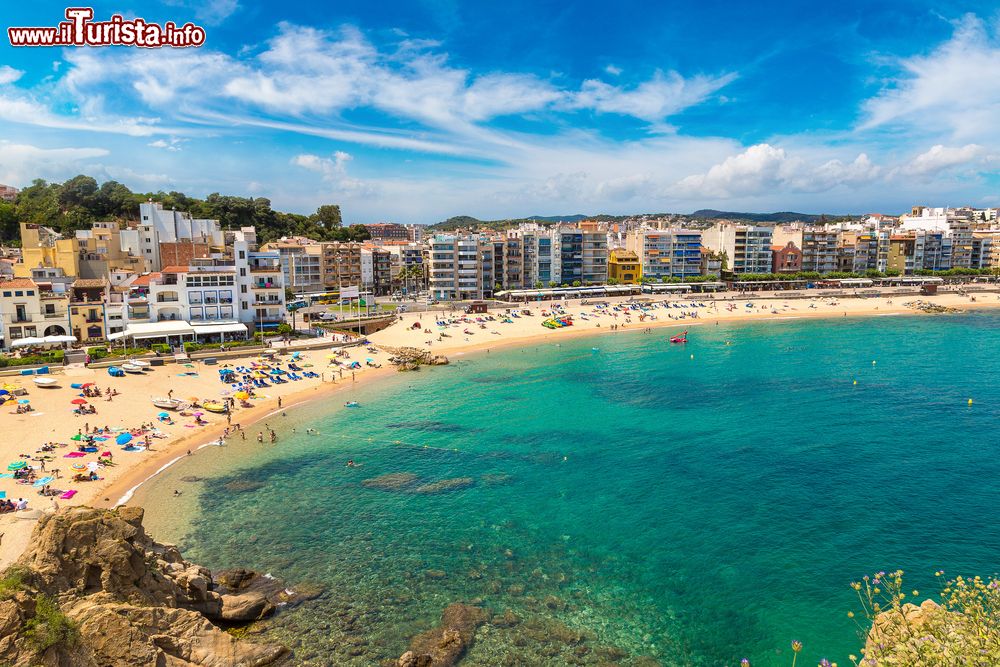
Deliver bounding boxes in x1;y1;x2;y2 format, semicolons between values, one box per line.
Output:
0;66;23;85
893;144;989;178
861;15;1000;141
0;141;109;186
148;137;185;152
573;70;737;122
292;151;378;197
604;65;622;76
672;144;879;199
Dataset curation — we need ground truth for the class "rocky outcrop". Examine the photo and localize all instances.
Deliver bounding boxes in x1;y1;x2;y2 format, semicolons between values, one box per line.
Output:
0;506;293;667
397;603;490;667
384;347;449;371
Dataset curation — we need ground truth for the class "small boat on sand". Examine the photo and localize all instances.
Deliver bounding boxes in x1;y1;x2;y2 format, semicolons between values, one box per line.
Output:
32;377;59;388
152;397;183;410
201;401;227;414
121;363;143;374
128;359;151;369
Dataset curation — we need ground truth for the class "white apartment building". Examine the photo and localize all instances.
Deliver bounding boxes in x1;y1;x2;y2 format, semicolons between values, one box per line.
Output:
625;228;703;279
702;222;773;274
122;201;226;272
428;234;496;300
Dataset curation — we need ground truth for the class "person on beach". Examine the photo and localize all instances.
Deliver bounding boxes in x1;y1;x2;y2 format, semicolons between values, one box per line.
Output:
257;432;264;443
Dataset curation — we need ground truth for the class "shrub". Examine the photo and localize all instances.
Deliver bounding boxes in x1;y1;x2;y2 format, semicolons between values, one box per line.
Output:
0;567;26;600
25;594;78;652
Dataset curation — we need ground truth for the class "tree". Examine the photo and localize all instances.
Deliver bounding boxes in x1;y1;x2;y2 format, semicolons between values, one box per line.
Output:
571;280;582;287
606;277;619;285
548;281;557;288
312;205;343;228
534;282;543;289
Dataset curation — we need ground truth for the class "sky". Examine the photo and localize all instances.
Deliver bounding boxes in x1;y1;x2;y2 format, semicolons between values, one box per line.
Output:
1;1;1000;223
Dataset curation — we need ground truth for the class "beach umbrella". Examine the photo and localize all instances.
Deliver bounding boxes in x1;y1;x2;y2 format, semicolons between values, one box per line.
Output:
192;411;204;417
0;390;8;396
81;383;95;388
71;398;88;405
71;434;84;441
234;391;249;400
7;461;27;471
115;433;132;445
157;412;169;419
17;399;29;405
101;452;112;457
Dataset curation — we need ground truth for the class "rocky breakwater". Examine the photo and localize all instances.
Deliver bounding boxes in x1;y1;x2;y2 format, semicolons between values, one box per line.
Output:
384;346;450;372
0;506;313;666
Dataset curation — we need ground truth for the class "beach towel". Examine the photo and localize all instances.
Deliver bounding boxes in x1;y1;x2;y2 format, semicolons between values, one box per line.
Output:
59;490;77;500
0;492;5;499
0;473;12;479
64;452;86;458
32;476;54;487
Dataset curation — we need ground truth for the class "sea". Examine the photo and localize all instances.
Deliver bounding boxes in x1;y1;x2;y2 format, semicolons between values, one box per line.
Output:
134;311;1000;666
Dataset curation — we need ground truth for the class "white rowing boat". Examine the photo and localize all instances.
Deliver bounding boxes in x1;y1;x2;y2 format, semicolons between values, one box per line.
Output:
32;377;59;388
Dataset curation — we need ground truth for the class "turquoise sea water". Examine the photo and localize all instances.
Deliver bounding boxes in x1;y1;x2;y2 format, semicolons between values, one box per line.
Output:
136;312;1000;666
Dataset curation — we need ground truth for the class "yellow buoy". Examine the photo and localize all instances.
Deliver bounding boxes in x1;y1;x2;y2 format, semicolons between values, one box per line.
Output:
968;398;974;406
853;380;857;386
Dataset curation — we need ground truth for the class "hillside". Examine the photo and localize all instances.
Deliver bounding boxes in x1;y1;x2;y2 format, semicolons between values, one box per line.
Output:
0;174;369;245
690;209;851;223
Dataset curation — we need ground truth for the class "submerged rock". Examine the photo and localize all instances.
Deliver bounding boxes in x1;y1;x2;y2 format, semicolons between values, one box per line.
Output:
399;603;490;666
362;472;420;491
480;473;514;486
413;477;475;494
1;506;288;666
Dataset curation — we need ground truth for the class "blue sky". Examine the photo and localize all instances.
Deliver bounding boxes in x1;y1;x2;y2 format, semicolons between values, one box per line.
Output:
1;1;1000;222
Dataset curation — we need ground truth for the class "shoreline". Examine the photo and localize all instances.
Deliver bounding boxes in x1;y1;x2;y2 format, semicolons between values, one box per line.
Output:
96;364;396;511
3;289;998;570
101;292;1000;511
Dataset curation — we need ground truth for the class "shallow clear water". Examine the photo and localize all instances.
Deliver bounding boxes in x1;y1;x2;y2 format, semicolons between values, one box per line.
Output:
136;312;1000;666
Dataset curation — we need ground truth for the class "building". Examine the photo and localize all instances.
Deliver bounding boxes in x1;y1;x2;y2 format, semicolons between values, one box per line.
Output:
263;240;364;294
0;184;18;202
512;224;608;287
0;278;43;349
68;279;109;344
702;222;773;274
365;223;410;241
74;222;148;278
772;225;838;273
625;229;702;280
14;224;79;279
771;242;802;273
608;248;641;283
427;234;494;301
122;201;226;272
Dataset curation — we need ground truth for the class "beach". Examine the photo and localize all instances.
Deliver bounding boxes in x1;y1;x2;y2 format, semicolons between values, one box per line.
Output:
1;287;997;569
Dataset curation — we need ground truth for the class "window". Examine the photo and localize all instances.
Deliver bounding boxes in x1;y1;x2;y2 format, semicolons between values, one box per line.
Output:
9;327;21;338
239;268;246;277
142;215;148;221
14;291;22;297
25;327;37;337
26;291;33;296
241;301;248;310
240;285;247;294
1;291;8;297
239;251;246;259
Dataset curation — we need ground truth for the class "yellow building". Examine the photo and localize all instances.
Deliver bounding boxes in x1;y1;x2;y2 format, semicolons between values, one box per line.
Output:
68;279;108;343
15;223;79;279
608;248;642;284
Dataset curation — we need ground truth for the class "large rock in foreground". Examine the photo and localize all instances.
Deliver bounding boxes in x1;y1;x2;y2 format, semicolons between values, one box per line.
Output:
0;506;290;667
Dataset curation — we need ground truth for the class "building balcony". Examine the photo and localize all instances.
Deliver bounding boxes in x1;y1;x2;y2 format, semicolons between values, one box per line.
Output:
156;296;179;303
43;312;64;319
249;266;281;273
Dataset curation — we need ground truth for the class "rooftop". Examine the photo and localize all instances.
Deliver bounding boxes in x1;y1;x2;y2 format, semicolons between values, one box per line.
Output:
0;278;38;289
